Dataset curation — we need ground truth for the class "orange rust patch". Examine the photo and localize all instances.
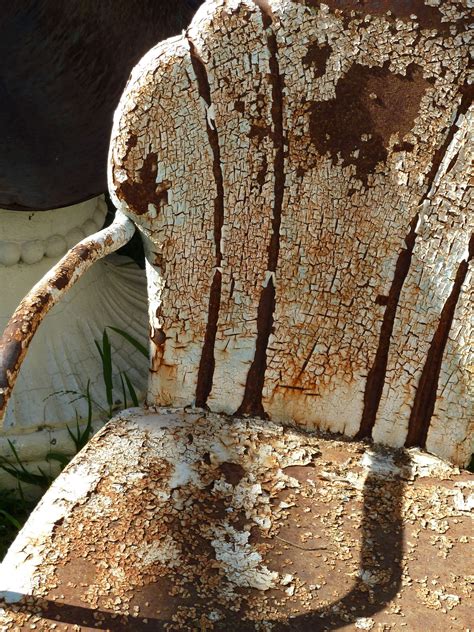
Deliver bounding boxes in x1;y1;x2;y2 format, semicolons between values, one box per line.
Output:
118;153;170;216
302;42;331;78
309;63;430;184
299;0;455;33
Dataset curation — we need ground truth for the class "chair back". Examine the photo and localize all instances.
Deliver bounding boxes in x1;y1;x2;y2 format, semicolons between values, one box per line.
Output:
109;0;472;464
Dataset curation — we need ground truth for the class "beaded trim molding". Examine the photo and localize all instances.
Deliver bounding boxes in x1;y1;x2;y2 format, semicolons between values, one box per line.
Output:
0;201;108;266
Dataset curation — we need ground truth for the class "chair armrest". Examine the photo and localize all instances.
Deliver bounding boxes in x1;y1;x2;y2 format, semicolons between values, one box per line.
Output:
0;210;135;424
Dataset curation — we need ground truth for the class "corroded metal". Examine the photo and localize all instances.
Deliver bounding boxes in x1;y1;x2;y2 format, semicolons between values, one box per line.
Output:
0;211;135;422
110;0;473;464
0;3;472;627
0;410;471;629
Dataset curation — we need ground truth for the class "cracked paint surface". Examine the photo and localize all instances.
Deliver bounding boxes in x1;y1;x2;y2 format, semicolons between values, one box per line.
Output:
0;2;471;628
109;0;472;464
0;410;471;630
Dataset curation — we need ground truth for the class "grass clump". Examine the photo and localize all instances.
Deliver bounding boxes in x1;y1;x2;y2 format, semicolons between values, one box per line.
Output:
0;327;147;558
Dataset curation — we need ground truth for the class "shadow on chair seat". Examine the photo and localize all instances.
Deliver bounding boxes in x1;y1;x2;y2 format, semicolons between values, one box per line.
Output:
0;410;471;631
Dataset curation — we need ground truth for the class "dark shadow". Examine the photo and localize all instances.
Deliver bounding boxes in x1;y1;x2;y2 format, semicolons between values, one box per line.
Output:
278;452;411;631
1;452;410;631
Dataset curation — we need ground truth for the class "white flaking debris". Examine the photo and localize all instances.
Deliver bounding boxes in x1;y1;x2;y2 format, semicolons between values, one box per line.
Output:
0;464;100;602
280;573;293;586
358;569;379;587
360;450;402;478
452;483;474;512
168;460;198;489
211;524;278;591
408;449;460;479
135;536;182;568
0;409;471;629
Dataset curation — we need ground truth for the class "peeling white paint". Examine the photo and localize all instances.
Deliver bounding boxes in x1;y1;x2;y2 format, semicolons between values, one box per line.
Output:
211;524;278;591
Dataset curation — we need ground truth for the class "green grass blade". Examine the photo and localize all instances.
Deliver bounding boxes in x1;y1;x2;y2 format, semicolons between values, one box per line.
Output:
0;463;50;488
66;422;79;449
94;340;104;361
0;509;21;530
98;330;114;414
64;394;95;454
46;452;71;468
17;481;26;508
107;326;149;359
6;440;29;474
36;466;52;482
119;372;128;409
79;380;94;447
123;372;139;407
0;464;21;479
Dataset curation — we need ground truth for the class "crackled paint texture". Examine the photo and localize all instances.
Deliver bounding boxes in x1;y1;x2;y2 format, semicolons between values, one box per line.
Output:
109;0;472;464
1;2;472;628
0;411;472;630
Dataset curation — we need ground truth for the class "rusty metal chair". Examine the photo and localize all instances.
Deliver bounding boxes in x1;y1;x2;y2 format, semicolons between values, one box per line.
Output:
0;1;472;629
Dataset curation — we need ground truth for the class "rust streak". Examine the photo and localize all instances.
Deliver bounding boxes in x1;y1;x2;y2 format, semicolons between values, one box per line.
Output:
357;84;473;440
187;38;224;408
237;0;285;418
405;234;473;448
423;83;473;193
357;215;418;439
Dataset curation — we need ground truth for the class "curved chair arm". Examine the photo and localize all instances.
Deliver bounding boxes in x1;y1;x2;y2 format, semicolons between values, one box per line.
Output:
0;209;135;424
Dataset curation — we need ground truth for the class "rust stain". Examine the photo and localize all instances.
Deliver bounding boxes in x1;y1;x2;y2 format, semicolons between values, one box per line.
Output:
237;0;285;418
392;141;415;153
256;153;268;190
188;38;225;409
309;63;430;184
299;0;455;33
406;234;474;448
195;270;222;408
234;99;246;113
249;123;270;141
52;269;72;291
302;42;331;78
118;153;170;216
356;214;419;440
219;461;246;485
151;327;167;347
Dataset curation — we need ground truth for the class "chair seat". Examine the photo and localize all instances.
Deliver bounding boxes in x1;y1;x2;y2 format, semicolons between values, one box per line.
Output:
0;409;471;631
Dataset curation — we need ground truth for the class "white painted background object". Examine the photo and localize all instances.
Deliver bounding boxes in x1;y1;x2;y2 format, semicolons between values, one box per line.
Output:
0;198;148;491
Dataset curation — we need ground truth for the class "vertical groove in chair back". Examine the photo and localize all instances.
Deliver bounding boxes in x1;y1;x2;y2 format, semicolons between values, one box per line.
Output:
110;0;472;465
110;33;217;407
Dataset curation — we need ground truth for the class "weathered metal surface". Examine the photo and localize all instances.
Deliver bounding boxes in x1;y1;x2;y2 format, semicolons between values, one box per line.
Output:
0;410;471;630
1;3;471;628
0;211;135;422
110;0;473;464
